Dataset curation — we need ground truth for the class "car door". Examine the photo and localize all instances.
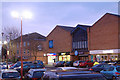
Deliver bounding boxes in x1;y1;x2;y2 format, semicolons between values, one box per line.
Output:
104;66;114;79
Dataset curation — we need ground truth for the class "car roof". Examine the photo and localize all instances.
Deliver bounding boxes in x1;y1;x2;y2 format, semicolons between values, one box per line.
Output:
1;69;18;73
29;69;46;72
58;67;77;70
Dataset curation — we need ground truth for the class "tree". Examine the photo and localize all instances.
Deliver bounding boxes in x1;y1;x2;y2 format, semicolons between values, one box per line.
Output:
2;26;20;62
30;40;42;61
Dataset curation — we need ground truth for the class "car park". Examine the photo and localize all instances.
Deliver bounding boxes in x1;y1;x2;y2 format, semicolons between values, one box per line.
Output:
43;70;107;80
79;60;94;68
89;63;111;72
100;65;120;80
24;69;46;80
0;69;20;80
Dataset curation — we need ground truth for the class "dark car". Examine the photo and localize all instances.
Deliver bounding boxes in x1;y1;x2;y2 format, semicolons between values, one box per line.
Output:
55;61;65;67
64;61;74;67
79;61;94;68
15;63;45;76
89;63;111;72
43;70;107;80
10;61;32;69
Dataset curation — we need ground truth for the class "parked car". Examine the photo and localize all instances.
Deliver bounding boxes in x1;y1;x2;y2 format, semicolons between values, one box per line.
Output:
54;61;65;67
32;60;44;66
64;61;74;67
43;70;107;80
15;63;45;76
100;65;120;80
73;60;84;67
53;61;60;67
89;63;111;72
10;61;32;69
79;60;94;68
24;69;46;80
0;69;20;80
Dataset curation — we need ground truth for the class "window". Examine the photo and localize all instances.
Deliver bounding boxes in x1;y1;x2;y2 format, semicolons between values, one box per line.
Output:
27;42;30;46
49;40;53;48
27;50;29;54
24;42;26;47
108;67;114;71
17;50;19;54
24;50;26;54
38;45;42;50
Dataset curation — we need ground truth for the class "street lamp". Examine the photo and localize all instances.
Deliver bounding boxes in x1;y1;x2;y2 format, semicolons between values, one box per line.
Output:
11;11;32;80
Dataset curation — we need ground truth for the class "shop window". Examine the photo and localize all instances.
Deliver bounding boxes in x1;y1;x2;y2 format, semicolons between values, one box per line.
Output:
49;40;53;48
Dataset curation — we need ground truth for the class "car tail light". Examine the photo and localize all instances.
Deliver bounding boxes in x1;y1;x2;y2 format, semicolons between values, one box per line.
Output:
89;68;93;71
43;67;45;69
115;72;120;75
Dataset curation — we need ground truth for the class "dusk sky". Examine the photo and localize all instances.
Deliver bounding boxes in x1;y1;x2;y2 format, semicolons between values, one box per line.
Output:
1;2;118;36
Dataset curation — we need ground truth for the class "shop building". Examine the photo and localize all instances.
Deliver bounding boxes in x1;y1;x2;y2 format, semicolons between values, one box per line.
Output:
88;13;120;61
46;25;74;64
71;24;91;61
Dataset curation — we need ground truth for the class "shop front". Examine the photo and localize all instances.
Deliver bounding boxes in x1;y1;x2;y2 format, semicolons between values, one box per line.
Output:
74;50;89;61
59;52;70;61
47;53;57;64
90;49;120;62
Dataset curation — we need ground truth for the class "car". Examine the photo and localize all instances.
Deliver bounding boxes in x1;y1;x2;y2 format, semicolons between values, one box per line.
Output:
89;63;111;72
15;63;45;76
53;61;60;67
10;61;32;69
43;70;107;80
0;69;20;80
79;60;94;68
54;61;65;67
64;61;74;67
100;65;120;80
24;69;46;80
73;60;84;67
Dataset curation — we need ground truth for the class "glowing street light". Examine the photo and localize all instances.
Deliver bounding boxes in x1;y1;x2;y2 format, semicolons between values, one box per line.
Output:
11;11;32;80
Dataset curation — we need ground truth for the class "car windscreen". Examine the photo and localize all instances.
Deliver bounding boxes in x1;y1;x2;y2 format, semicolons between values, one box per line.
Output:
2;72;20;78
33;71;44;78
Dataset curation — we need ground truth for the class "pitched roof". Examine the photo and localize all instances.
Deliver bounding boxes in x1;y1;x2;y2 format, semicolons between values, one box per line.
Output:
57;25;75;32
71;24;91;34
14;32;46;41
106;13;120;17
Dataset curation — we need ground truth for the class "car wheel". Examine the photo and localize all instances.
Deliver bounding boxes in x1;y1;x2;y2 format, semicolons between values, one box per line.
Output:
112;76;116;80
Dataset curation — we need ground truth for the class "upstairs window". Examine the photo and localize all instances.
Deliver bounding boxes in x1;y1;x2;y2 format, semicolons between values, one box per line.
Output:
49;40;53;48
24;42;26;47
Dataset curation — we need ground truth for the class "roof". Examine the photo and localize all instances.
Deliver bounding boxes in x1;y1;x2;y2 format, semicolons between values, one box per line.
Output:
106;13;120;17
71;24;91;34
14;32;46;41
29;69;46;72
57;25;75;32
1;69;18;73
92;13;120;27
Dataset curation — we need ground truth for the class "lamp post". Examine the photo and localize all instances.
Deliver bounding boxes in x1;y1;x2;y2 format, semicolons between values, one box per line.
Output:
11;11;32;80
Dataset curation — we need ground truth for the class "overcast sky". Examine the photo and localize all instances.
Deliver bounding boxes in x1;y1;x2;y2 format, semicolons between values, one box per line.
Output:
1;2;118;36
